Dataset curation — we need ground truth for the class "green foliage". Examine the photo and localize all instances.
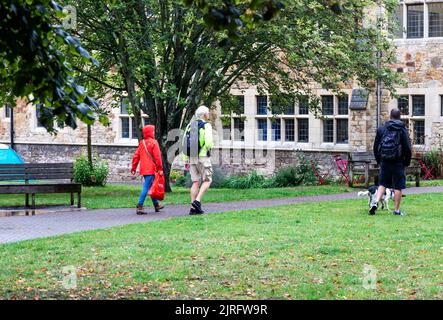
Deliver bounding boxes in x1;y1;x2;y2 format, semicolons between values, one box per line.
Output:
169;169;184;183
184;0;346;40
272;166;303;187
73;155;109;187
422;150;443;178
0;0;108;132
224;170;266;189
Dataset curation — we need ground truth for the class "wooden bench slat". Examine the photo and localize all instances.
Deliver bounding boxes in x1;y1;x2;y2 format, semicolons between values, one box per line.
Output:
0;174;73;181
0;184;81;194
0;169;73;175
0;163;73;168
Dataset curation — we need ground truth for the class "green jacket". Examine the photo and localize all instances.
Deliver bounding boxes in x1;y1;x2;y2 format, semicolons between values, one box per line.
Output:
182;120;213;160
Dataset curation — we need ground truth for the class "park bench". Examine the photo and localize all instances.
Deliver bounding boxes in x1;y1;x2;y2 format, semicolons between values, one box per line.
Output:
348;151;420;188
0;163;81;214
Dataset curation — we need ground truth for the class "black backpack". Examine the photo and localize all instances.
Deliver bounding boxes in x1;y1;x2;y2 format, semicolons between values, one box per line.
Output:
184;120;207;157
379;128;402;161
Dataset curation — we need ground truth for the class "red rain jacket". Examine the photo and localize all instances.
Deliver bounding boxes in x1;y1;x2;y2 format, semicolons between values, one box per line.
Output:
131;125;163;175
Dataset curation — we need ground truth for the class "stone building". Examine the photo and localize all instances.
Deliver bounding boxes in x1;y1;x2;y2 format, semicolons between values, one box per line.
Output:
1;0;443;181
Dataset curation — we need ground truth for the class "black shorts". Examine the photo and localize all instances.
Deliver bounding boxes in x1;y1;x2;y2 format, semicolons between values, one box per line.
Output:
379;161;406;190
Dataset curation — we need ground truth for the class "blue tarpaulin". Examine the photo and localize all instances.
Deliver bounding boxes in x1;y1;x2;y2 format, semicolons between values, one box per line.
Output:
0;144;24;164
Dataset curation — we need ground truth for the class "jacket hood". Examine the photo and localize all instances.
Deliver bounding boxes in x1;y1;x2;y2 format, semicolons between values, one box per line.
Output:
143;125;155;139
385;119;406;131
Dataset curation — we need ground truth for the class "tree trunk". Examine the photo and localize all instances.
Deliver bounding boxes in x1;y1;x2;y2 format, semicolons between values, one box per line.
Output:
87;124;92;168
160;145;172;193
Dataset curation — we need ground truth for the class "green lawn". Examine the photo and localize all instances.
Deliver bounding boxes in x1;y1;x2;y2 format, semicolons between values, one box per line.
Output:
0;184;353;209
0;179;441;210
0;193;441;299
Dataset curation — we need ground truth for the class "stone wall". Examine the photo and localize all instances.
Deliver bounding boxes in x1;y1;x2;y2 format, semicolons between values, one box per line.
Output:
212;147;346;179
10;143;348;182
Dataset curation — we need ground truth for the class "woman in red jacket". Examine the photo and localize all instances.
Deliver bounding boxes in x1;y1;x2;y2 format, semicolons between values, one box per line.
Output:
131;125;164;214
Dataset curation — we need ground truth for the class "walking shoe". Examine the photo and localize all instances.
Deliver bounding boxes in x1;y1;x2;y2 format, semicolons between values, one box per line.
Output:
136;205;147;215
369;202;378;215
189;207;204;215
154;203;164;213
393;210;405;216
191;200;204;214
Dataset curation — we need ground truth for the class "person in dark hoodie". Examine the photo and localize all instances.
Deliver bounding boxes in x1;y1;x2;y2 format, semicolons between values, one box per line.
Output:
371;108;412;216
131;125;164;214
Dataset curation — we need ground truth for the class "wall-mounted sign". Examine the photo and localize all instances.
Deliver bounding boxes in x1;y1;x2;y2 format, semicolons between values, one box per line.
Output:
349;89;369;110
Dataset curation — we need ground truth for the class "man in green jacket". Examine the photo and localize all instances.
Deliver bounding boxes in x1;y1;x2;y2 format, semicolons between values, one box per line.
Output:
183;106;214;215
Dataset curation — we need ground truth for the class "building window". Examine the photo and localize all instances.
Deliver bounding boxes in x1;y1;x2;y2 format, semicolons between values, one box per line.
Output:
398;96;409;115
336;119;349;144
257;96;268;115
322;95;334;115
36;106;44;128
297;118;309;143
413;120;425;145
237;95;245;114
132;118;139;139
337;95;349;115
257;119;268;141
121;117;130;138
407;4;424;39
233;118;245;141
119;99;148;139
395;2;443;39
285;119;295;142
412;95;425;116
298;96;309;115
222;121;231;141
398;94;426;145
429;3;443;37
321;94;348;144
323;119;334;143
285;103;295;115
4;105;11;118
271;120;281;141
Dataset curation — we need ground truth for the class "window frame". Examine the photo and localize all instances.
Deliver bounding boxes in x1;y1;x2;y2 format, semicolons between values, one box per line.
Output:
394;1;443;40
256;95;268;115
397;94;426;146
257;118;268;141
297;118;309;143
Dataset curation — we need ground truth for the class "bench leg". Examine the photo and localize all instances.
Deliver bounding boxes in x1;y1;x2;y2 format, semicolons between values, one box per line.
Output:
364;164;369;188
78;192;81;208
71;193;74;206
25;193;29;207
32;193;35;216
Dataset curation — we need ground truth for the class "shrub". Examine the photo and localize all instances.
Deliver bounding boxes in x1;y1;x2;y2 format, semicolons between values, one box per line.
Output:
73;155;109;187
224;171;266;189
422;150;443;178
272;166;303;187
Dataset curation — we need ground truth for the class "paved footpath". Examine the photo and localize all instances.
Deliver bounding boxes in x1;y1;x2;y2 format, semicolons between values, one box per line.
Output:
1;186;442;244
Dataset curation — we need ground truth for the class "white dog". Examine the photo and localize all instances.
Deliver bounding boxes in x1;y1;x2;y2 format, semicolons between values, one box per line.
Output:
358;185;394;212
